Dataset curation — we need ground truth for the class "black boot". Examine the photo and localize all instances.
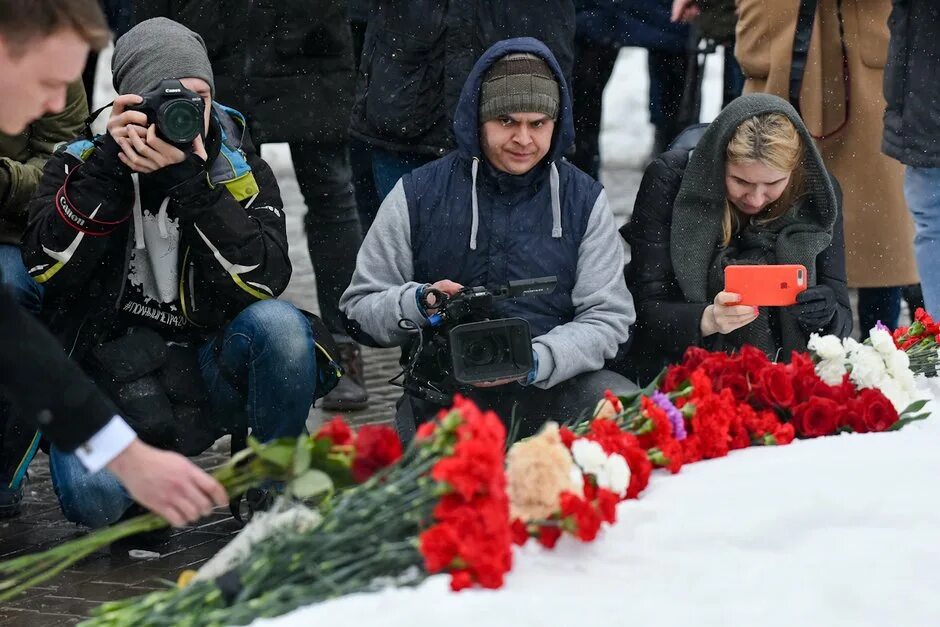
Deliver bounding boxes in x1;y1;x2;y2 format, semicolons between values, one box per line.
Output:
320;342;369;411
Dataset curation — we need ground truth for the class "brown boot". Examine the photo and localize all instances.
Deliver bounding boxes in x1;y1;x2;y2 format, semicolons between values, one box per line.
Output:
320;342;369;411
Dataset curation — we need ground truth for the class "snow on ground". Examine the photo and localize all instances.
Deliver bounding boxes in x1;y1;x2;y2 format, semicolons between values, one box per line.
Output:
257;379;940;627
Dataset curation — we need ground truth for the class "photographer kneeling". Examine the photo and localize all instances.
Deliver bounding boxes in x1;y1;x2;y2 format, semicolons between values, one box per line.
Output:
19;18;321;528
341;38;636;442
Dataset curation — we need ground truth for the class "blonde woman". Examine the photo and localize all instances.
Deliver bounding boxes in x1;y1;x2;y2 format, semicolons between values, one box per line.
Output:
619;93;852;383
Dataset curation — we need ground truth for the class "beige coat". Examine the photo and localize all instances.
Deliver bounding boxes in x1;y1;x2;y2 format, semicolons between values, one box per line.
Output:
734;0;917;288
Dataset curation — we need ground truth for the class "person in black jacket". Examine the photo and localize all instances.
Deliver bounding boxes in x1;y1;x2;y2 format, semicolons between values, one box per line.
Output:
133;0;371;411
0;0;227;527
883;0;940;315
619;93;852;384
19;17;319;528
351;0;577;202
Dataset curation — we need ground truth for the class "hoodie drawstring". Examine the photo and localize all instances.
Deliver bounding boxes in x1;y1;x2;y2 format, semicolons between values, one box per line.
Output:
550;161;562;239
131;173;145;250
470;157;480;251
156;196;171;239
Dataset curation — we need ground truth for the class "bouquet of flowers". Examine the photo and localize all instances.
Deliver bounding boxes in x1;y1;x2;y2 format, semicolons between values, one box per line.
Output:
0;419;402;603
891;308;940;377
79;397;512;626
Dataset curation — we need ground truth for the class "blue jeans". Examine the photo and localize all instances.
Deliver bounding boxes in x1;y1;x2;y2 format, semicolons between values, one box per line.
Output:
1;244;44;493
0;244;42;314
372;148;435;201
905;166;940;315
50;300;317;528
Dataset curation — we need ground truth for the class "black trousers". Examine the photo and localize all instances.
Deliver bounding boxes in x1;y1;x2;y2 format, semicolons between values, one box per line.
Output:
395;369;638;445
289;141;363;338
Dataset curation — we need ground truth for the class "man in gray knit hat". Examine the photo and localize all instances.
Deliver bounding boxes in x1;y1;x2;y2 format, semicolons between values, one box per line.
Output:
21;17;329;528
342;38;636;442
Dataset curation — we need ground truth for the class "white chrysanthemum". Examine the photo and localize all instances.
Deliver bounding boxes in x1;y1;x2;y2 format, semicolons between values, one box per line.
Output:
600;453;631;498
869;327;898;356
571;439;607;478
808;333;847;361
816;358;848;386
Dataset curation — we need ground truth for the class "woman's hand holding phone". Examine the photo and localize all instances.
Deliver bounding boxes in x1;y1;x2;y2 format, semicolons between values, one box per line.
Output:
701;292;760;337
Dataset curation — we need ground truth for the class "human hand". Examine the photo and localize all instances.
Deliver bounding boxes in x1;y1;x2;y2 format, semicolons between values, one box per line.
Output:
117;123;189;174
671;0;701;22
106;438;228;527
472;376;525;388
701;291;759;336
788;284;837;331
107;94;149;145
423;280;463;313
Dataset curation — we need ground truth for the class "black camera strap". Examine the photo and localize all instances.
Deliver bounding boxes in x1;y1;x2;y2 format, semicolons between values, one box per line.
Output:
81;100;115;140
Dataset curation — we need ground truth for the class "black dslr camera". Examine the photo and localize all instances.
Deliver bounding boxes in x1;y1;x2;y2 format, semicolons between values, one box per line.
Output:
398;276;557;405
126;79;205;148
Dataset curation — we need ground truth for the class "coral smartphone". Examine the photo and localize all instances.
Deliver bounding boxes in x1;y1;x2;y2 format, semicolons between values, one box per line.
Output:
724;264;807;307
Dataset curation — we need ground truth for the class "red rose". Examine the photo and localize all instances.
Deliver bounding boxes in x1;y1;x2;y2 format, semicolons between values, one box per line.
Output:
351;425;403;483
843;402;868;434
857;388;899;432
740;345;771;373
791;397;841;437
313;416;353;446
716;372;750;402
754;365;795;409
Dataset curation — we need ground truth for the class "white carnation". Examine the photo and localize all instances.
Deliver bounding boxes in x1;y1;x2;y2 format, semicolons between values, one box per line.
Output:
815;358;847;386
571;439;607;478
848;344;888;390
600;453;631;498
808;333;847;361
869;327;898;356
876;377;913;414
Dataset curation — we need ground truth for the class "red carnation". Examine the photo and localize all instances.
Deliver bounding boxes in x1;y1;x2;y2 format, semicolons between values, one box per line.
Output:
560;492;602;542
558;426;576;449
351;425;403;483
623;445;653;499
314;416;353;446
663;365;691;393
537;525;562;548
596;489;619;524
772;422;796;444
416;421;437;440
510;519;530;546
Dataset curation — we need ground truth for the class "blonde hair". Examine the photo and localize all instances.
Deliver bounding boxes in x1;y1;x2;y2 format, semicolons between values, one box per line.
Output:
721;113;804;246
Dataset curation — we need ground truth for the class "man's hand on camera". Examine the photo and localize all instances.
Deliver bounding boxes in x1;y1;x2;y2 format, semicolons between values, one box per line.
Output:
423;280;463;313
106;438;228;528
472;376;526;388
107;94;148;145
117;123;188;173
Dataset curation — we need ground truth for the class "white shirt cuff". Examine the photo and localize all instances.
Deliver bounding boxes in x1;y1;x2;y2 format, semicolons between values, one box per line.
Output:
74;416;137;474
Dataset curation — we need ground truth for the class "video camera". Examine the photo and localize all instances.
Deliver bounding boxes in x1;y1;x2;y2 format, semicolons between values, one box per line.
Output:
398;276;557;405
126;79;205;148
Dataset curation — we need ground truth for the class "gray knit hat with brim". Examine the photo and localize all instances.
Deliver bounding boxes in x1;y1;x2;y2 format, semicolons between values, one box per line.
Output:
480;52;559;122
111;17;215;98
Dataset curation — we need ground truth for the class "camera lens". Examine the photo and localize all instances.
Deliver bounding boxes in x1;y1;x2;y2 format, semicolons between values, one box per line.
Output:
464;338;500;367
158;99;202;144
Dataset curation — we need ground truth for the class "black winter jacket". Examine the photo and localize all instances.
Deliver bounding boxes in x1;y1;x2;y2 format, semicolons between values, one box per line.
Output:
0;282;118;453
882;0;940;168
21;107;290;363
349;1;576;157
621;149;852;384
134;0;356;146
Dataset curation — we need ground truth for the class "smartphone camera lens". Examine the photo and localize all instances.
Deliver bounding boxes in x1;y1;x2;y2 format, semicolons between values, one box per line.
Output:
797;269;805;284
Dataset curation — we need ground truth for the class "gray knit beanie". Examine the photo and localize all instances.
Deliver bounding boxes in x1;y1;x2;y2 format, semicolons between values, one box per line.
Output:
111;17;215;98
479;52;559;123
